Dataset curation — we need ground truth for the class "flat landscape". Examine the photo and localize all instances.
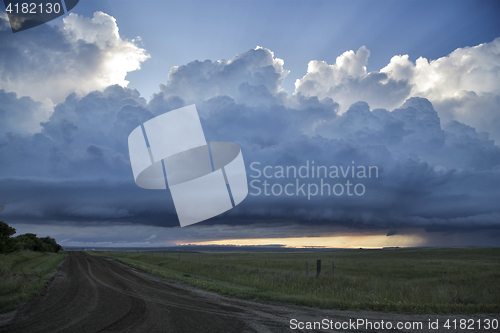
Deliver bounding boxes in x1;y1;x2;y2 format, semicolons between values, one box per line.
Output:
91;247;500;314
0;249;498;332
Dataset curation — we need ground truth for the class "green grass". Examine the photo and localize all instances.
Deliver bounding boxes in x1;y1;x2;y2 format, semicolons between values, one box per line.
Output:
0;251;67;313
90;248;500;314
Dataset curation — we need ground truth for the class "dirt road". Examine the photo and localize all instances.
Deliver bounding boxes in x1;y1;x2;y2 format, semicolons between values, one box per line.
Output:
0;251;497;333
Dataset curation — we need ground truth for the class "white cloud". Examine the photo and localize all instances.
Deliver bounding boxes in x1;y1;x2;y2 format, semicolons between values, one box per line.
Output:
295;38;500;143
382;38;500;141
294;46;411;112
0;11;150;104
63;12;150;90
382;38;500;100
157;46;289;106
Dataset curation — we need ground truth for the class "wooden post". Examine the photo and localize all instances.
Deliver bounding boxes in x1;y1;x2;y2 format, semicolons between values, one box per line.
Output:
306;261;308;276
332;261;335;277
317;260;321;277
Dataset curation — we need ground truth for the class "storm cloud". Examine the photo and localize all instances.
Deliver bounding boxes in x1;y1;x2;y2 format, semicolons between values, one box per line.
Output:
0;12;498;246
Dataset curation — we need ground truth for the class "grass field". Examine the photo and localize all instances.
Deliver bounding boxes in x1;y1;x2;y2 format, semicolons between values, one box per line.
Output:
0;251;67;313
90;247;499;314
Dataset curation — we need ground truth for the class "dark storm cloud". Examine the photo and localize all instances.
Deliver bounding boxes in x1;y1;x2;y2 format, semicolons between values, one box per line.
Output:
0;85;150;179
0;178;178;227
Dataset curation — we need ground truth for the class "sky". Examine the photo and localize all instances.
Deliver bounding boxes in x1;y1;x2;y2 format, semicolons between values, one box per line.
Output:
0;0;499;248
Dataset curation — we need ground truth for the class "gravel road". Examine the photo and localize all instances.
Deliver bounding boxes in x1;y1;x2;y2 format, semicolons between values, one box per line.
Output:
0;251;497;333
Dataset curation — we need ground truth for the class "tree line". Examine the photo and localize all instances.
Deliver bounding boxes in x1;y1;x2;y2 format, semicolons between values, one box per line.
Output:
0;221;62;254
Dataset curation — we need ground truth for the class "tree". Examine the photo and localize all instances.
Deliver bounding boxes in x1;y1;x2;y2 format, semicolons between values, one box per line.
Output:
40;236;63;253
0;221;18;253
15;233;44;252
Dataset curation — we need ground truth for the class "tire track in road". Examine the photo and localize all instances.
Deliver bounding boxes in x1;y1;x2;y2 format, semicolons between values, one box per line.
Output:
48;253;101;332
86;256;246;318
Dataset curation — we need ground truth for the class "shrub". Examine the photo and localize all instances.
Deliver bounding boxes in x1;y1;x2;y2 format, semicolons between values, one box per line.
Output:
0;221;62;254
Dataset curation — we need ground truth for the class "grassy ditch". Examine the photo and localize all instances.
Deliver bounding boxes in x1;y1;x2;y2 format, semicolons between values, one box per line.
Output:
89;248;499;314
0;251;67;313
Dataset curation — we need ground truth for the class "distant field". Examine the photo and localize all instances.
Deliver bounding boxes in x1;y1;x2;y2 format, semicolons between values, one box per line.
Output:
90;247;499;314
0;251;67;313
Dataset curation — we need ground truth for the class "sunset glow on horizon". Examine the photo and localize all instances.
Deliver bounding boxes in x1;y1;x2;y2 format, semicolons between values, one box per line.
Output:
178;234;427;249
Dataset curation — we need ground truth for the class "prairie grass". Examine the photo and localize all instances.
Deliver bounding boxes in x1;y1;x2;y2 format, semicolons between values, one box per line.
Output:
90;248;499;314
0;251;66;313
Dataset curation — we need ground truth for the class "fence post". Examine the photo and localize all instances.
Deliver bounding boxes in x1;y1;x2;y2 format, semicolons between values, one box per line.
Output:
306;261;308;276
317;260;321;277
332;261;335;277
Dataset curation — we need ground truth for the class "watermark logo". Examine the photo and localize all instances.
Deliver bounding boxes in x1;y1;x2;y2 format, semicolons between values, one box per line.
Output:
4;0;79;33
249;161;378;199
128;105;248;227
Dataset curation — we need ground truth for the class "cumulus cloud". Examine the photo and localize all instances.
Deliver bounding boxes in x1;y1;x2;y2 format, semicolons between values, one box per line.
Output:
0;90;53;137
0;85;156;182
0;11;149;104
295;38;500;143
294;46;412;112
156;46;289;106
0;20;498;245
381;38;500;100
